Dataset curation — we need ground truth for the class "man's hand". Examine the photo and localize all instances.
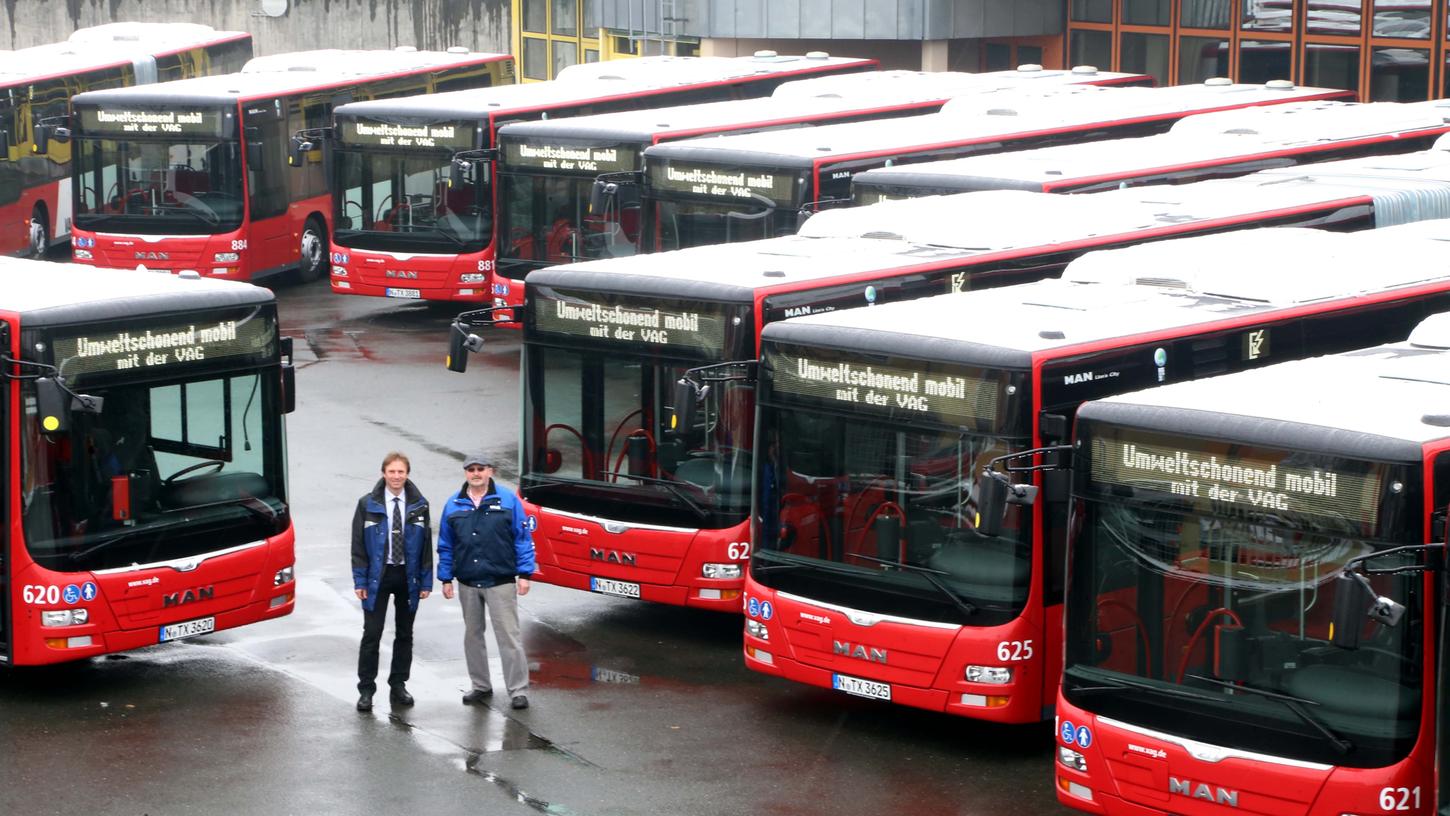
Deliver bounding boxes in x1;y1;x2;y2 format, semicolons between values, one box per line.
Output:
355;588;367;601
442;582;455;600
419;590;431;600
517;578;531;596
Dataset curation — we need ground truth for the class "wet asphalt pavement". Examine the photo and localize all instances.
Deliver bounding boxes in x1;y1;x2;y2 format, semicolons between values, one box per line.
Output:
0;276;1062;816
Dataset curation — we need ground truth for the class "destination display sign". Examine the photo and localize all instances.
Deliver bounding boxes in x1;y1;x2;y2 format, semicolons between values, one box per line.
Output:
530;287;731;355
51;313;276;381
339;119;476;151
764;345;1002;429
78;106;229;139
648;160;797;207
1089;428;1384;531
504;140;638;175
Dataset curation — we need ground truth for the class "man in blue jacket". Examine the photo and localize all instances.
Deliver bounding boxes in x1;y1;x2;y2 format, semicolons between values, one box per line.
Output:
438;454;536;710
352;451;432;712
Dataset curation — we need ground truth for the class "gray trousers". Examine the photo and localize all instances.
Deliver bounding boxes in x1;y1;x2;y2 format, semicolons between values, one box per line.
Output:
457;581;529;696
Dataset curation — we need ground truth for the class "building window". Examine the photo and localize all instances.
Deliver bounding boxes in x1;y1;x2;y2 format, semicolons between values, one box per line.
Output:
1071;0;1112;24
523;37;548;80
1374;0;1429;38
1181;0;1230;30
1239;39;1293;83
1070;29;1113;69
1123;0;1170;27
523;0;546;33
1178;36;1229;83
1303;42;1360;91
552;0;577;36
1308;2;1360;36
1242;3;1292;33
553;40;579;74
585;48;600;63
1120;32;1171;85
986;42;1013;71
1372;47;1429;100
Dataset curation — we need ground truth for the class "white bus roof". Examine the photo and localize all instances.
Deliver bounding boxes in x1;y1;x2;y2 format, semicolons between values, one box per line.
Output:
2;262;272;327
761;224;1450;366
70;48;506;106
852;100;1450;193
0;23;248;83
768;65;1145;100
642;81;1347;170
1079;315;1450;456
333;54;874;123
529;146;1450;301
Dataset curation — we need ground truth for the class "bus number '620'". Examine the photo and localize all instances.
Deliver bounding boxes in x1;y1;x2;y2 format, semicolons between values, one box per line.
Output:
22;585;61;604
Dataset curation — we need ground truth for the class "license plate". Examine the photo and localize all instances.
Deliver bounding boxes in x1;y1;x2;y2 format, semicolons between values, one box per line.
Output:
385;287;421;299
589;577;641;599
159;617;215;642
833;673;891;701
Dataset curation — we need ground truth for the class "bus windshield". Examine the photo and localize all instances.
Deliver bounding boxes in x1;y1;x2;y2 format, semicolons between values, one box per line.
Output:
20;372;287;573
522;344;752;529
499;169;639;279
73;137;244;234
751;406;1033;627
650;194;789;252
332;147;491;254
1063;429;1421;768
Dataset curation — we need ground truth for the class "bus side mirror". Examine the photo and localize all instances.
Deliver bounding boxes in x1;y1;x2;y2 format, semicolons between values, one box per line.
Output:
32;124;50;156
35;376;102;435
669;378;701;439
446;321;484;373
590;179;617;216
625;432;651;477
449;156;470;188
1330;571;1405;649
280;336;297;414
288;135;312;167
974;470;1038;537
0;130;11;158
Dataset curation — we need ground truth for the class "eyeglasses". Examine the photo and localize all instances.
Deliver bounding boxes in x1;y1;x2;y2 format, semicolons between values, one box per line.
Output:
465;465;490;473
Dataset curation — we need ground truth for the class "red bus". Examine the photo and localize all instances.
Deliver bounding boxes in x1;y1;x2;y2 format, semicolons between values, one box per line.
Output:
0;23;252;258
851;99;1450;201
447;148;1450;615
746;224;1450;725
64;47;514;282
494;66;1152;283
1;261;296;666
319;53;879;305
1056;266;1450;814
634;80;1353;261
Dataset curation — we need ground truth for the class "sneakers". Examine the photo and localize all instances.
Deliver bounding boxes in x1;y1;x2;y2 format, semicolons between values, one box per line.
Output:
461;689;493;705
511;694;529;710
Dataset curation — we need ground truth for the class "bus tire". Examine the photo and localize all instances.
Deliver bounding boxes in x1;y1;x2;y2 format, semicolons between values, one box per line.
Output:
297;217;328;282
28;205;49;259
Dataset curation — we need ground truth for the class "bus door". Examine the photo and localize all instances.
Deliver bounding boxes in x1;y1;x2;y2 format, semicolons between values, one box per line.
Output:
1435;452;1450;814
0;321;9;661
242;100;295;274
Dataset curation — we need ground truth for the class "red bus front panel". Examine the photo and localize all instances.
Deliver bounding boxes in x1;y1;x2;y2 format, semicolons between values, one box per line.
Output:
330;244;496;304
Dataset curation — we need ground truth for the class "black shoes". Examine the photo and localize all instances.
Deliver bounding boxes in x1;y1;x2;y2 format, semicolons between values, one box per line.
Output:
389;685;415;707
511;695;529;710
356;693;373;712
462;689;493;705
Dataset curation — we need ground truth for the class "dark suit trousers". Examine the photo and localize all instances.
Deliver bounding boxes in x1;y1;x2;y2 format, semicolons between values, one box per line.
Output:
357;564;415;694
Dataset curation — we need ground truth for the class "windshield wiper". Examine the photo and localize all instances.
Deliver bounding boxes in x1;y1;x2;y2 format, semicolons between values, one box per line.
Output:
752;555;873;577
404;222;468;248
149;203;220;225
1185;674;1353;754
1068;673;1224;704
601;471;710;521
65;518;194;564
846;552;979;617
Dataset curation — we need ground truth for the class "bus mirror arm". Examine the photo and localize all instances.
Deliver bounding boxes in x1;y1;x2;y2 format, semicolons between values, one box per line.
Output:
1329;542;1445;647
669;359;757;443
288;128;329;167
32;114;71;155
2;355;100;434
445;306;517;373
448;148;496;188
974;445;1072;537
589;172;640;216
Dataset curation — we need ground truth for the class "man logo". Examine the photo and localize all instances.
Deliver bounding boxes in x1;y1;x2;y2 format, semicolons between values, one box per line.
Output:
589;548;637;567
833;640;887;664
1169;777;1239;807
162;585;215;608
135;251;170;261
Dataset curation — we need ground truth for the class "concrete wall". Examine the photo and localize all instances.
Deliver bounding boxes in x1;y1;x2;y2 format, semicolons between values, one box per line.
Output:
600;0;1062;40
0;0;510;56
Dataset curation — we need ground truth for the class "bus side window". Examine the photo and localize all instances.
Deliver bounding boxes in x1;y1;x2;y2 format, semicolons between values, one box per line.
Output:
246;117;289;220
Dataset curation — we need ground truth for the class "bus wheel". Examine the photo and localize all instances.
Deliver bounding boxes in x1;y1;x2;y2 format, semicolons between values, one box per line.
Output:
297;218;328;282
28;207;49;259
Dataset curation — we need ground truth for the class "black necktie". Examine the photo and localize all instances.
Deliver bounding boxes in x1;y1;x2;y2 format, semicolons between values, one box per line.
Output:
390;498;404;564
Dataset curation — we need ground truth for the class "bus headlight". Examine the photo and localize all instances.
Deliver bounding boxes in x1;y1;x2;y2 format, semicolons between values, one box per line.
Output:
965;665;1013;684
744;619;769;640
702;563;742;579
274;566;294;587
332;266;348;277
41;608;90;627
459;273;486;284
1057;746;1087;772
213;251;240;263
73;248;93;260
